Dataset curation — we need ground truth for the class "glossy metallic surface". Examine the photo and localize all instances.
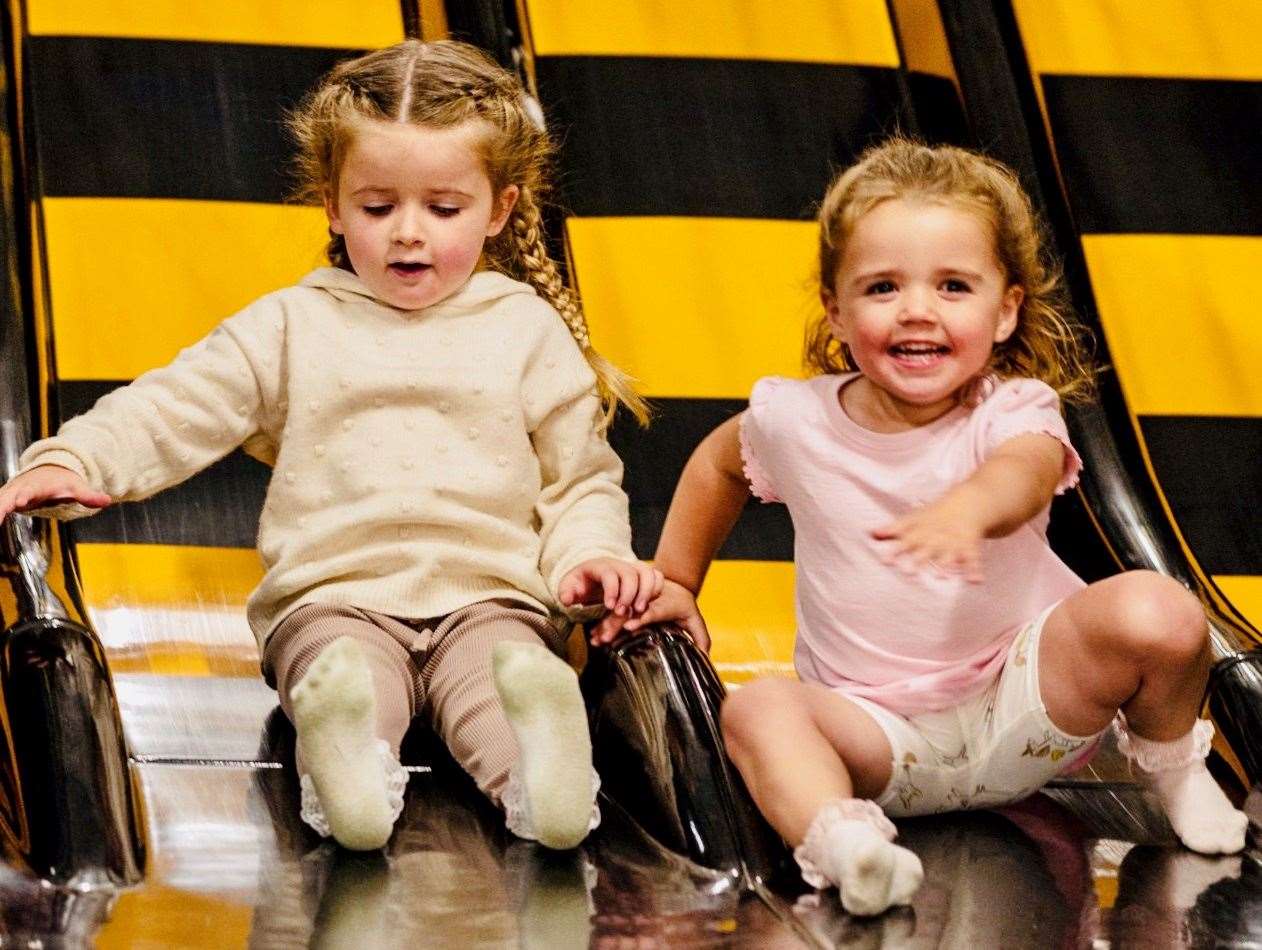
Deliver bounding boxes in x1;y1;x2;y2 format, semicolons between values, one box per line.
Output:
8;744;1262;947
583;626;788;884
0;617;144;887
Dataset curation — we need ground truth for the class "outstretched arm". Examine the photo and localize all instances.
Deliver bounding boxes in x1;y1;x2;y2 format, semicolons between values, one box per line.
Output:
600;413;751;651
872;432;1066;582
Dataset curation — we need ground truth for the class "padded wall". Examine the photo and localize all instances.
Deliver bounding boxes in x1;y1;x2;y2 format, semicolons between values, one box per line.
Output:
1010;0;1262;627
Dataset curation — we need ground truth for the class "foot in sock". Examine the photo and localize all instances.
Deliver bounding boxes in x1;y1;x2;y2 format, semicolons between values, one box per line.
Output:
493;641;597;850
1148;764;1248;854
292;637;398;850
795;800;923;917
1121;718;1248;854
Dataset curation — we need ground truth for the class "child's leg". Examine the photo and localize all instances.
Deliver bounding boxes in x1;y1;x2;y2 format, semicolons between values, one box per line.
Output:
420;601;597;850
266;604;414;850
1038;570;1247;853
722;678;922;915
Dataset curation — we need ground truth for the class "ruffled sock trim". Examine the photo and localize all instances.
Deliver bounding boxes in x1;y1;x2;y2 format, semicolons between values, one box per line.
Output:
503;765;602;843
1117;718;1214;773
298;739;407;840
794;798;896;890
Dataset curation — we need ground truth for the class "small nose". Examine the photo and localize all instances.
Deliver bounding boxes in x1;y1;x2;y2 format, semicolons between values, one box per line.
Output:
898;286;936;322
392;206;425;246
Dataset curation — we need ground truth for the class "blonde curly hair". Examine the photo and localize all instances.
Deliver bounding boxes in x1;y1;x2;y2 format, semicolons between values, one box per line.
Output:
805;137;1096;403
288;39;648;425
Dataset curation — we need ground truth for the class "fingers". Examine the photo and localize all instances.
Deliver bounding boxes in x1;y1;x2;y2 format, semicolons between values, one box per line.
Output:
589;611;627;646
682;615;712;653
1;467;111;520
557;570;595;607
872;532;984;582
604;563;665;616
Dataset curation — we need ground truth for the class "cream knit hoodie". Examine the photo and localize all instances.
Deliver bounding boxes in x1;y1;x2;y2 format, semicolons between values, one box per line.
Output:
19;268;634;647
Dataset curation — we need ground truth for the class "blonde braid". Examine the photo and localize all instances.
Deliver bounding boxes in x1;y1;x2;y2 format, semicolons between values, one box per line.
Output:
510;186;591;350
508;187;650;426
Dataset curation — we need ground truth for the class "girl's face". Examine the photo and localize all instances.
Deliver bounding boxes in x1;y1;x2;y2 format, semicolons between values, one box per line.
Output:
325;120;518;311
824;198;1022;430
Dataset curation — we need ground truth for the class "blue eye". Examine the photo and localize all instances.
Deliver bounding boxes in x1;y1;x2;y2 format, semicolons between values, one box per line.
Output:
866;280;896;295
943;278;971;293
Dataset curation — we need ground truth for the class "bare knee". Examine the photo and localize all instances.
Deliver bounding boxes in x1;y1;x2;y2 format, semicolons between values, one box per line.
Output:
721;678;807;762
1107;571;1208;669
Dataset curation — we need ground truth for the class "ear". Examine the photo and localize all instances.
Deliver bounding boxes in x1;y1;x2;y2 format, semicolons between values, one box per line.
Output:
994;284;1023;343
486;185;520;237
323;188;343;235
822;287;847;342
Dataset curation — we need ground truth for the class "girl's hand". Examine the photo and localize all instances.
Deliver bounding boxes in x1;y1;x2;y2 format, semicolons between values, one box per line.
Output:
0;464;111;522
607;578;711;653
560;556;663;625
871;496;985;583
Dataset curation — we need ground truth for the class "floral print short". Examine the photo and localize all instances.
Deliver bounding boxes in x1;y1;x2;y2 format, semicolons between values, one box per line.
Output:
844;605;1105;818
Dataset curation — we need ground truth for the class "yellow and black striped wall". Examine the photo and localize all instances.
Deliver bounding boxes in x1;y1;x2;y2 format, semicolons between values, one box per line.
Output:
516;0;970;681
1008;0;1262;630
19;1;408;671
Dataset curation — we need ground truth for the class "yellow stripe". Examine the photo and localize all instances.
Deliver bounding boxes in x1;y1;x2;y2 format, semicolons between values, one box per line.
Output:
26;0;403;49
44;199;327;380
887;0;956;80
568;217;815;399
1213;576;1262;636
523;0;899;66
1081;235;1262;416
76;544;263;677
698;560;796;683
75;543;262;608
97;874;251;949
1013;0;1262;80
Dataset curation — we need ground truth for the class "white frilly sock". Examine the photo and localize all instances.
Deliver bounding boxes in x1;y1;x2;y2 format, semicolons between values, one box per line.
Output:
493;641;600;850
1118;718;1248;854
794;798;923;916
292;637;407;850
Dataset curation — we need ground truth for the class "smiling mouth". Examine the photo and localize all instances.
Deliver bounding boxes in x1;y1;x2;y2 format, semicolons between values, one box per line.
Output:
889;342;950;364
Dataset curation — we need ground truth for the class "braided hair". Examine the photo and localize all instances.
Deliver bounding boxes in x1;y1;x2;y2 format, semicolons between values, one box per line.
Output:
289;39;648;425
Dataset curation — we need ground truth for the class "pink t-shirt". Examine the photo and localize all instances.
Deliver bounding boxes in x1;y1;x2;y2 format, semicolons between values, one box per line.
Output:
739;373;1085;716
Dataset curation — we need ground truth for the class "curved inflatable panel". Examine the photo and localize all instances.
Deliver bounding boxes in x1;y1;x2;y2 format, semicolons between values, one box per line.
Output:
582;626;787;884
0;617;143;886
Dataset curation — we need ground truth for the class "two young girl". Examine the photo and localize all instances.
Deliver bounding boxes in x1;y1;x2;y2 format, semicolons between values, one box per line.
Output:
0;36;1246;912
0;40;659;852
617;139;1249;914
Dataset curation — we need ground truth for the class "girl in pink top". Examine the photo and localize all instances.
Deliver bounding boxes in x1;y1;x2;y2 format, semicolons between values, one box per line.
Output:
606;139;1248;915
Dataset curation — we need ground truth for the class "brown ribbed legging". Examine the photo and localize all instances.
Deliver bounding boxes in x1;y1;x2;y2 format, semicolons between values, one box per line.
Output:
263;599;565;804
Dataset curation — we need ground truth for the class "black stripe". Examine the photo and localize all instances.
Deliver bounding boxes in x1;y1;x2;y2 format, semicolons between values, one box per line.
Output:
56;383;796;558
907;71;968;146
1138;416;1262;577
28;37;365;202
536;56;944;220
59;380;1126;577
1041;75;1262;235
59;382;268;547
610;398;794;561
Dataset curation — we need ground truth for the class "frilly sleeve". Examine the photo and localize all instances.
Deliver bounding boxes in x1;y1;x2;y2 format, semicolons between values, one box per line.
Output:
981;377;1082;495
738;376;786;503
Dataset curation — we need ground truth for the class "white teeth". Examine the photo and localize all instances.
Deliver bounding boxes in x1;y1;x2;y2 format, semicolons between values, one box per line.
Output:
892;343;946;354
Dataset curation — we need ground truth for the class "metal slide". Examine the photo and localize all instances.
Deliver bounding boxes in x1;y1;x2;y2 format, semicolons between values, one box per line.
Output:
3;0;1262;946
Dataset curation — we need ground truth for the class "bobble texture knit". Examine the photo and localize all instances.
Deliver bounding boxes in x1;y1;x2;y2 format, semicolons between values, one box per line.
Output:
20;268;634;648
